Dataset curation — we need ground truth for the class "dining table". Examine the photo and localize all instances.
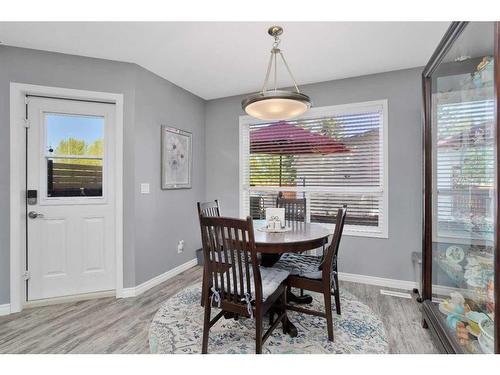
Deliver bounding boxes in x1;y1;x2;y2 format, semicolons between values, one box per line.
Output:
253;219;330;254
252;219;331;337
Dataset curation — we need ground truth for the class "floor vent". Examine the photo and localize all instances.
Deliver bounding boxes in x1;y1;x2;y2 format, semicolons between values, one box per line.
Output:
379;289;412;299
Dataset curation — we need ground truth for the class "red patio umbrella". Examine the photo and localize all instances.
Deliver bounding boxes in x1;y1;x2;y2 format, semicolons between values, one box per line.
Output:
250;122;348;187
250;122;348;155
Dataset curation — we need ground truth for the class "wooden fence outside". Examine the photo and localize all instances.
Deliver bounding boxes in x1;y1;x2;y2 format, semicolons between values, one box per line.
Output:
48;160;102;196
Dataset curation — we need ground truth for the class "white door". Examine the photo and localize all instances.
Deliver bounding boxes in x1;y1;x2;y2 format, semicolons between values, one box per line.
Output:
26;97;116;301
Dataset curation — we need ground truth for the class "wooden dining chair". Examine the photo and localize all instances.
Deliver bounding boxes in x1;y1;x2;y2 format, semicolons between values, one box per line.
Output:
272;205;347;341
276;197;306;225
250;196;265;219
199;216;290;354
197;200;221;307
197;199;221;217
276;196;309;297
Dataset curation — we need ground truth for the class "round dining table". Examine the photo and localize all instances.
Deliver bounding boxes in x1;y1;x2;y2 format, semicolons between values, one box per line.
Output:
252;220;331;337
253;220;331;254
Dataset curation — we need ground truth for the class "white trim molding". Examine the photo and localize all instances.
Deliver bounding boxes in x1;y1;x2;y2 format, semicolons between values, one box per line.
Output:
338;272;417;291
24;291;115;309
338;271;461;298
0;304;11;316
9;83;124;313
121;258;198;298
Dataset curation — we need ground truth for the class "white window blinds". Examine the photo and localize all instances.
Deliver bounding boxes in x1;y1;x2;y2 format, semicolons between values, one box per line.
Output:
435;98;495;241
239;100;388;238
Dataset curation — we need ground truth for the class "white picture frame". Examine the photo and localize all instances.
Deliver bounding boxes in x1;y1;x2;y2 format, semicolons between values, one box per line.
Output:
161;126;192;189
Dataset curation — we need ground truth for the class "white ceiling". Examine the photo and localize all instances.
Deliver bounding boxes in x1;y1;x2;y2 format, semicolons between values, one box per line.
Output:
0;22;450;100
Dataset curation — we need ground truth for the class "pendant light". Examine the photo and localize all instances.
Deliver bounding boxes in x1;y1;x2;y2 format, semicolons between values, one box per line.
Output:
241;25;312;121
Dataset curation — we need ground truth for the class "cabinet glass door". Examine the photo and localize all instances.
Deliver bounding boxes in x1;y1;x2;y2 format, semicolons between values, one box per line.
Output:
431;22;495;353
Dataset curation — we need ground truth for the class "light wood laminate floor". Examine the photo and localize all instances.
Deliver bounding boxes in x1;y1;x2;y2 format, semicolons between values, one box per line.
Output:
0;266;438;354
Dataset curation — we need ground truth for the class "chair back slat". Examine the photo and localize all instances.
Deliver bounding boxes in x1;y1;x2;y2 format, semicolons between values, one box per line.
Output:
234;230;245;296
321;205;347;277
200;216;261;306
205;222;220;293
277;197;306;225
217;226;227;296
227;227;238;302
240;228;252;297
225;227;234;298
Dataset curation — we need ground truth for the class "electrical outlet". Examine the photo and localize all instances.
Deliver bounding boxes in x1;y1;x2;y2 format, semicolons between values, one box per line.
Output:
177;240;185;254
140;183;150;194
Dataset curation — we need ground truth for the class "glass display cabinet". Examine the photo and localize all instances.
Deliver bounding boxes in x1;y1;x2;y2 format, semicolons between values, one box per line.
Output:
422;22;499;353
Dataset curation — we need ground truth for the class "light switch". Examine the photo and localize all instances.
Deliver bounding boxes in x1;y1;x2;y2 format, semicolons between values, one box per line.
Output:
140;183;150;194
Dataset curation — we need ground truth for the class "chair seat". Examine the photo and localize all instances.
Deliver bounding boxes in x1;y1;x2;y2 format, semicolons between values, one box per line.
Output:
272;253;325;280
214;266;289;301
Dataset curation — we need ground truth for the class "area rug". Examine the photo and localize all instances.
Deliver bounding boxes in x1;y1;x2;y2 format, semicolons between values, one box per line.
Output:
149;284;388;354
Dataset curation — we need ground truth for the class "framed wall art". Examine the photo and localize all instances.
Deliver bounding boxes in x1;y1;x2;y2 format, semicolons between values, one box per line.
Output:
161;126;192;189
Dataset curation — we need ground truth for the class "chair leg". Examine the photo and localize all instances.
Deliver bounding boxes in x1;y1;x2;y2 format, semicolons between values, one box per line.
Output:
255;310;263;354
201;294;212;353
281;289;288;334
323;288;334;342
200;268;206;307
334;273;341;315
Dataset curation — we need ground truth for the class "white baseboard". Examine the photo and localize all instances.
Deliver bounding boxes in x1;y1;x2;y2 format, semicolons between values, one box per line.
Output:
338;272;458;298
121;258;198;298
338;272;417;291
0;304;11;316
24;290;115;309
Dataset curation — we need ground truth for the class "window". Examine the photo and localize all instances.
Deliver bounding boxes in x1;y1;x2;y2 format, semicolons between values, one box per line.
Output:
239;100;388;238
45;113;104;197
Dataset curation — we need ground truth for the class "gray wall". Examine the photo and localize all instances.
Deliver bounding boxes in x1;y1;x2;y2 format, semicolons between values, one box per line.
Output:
205;67;423;282
0;46;205;304
133;67;205;285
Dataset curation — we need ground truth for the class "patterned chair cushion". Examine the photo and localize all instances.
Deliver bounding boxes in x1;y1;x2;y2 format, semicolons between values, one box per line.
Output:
272;253;325;280
214;266;289;301
259;267;290;300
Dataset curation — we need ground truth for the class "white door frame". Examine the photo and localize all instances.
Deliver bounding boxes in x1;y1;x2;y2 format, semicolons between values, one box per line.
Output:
9;83;124;313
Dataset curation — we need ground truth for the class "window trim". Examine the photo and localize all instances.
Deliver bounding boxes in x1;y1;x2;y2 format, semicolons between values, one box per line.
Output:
239;99;389;239
39;110;109;205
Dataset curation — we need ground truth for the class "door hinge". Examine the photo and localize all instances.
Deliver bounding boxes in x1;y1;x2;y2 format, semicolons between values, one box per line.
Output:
23;270;31;281
24;96;29;127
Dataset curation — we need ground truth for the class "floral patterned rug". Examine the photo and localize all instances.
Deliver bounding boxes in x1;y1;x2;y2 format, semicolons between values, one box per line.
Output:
149;284;388;354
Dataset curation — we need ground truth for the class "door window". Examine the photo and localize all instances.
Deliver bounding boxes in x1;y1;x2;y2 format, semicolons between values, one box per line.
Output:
45;113;104;197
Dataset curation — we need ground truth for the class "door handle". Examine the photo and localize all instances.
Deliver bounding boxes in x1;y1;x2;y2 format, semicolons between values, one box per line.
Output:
28;211;44;219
